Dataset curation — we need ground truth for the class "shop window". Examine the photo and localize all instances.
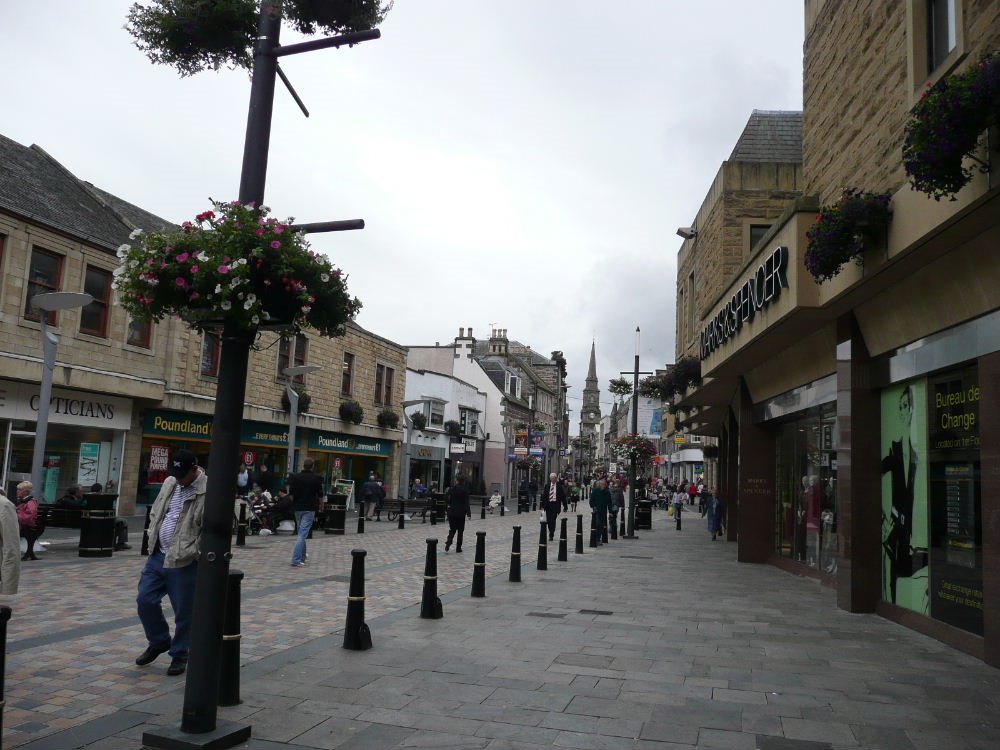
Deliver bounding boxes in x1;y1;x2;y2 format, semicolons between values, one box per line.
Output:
201;332;220;377
341;352;355;395
277;334;308;383
774;403;838;573
80;266;112;337
460;408;479;437
429;400;445;426
127;318;152;349
374;363;394;406
24;248;63;324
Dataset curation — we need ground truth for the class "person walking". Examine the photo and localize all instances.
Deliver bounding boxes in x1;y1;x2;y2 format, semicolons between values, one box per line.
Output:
589;478;612;538
361;472;383;521
705;489;724;541
541;473;566;541
135;449;205;676
444;475;472;553
0;489;21;594
14;482;40;561
672;486;685;530
235;462;252;497
288;457;324;567
609;479;625;533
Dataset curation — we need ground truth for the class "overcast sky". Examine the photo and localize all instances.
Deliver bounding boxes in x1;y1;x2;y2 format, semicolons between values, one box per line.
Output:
3;1;803;431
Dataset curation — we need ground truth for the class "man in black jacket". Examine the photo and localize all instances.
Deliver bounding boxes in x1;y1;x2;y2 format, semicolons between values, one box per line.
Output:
288;457;324;568
541;472;567;541
444;476;472;553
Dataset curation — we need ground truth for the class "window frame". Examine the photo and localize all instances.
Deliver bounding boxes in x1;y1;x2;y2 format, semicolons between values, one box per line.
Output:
906;0;965;102
341;352;355;396
460;408;479;437
277;334;309;384
428;400;445;426
200;331;221;378
126;318;153;349
374;363;395;406
24;247;64;325
79;265;113;338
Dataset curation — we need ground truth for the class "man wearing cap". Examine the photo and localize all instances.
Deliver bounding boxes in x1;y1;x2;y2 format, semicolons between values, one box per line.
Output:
135;449;206;676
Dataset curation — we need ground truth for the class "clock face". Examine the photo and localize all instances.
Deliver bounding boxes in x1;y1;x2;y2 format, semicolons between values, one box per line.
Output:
588;412;596;418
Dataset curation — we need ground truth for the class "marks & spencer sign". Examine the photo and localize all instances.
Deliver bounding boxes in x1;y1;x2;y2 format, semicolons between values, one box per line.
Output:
700;246;789;359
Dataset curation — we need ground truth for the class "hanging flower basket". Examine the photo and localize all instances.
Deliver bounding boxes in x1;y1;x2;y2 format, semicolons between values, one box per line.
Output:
339;400;364;425
377;409;399;429
608;377;633;396
672;356;702;394
114;200;361;337
444;420;462;439
125;0;392;76
408;411;427;430
903;52;1000;201
516;457;540;471
702;444;720;460
612;434;657;463
638;371;673;401
804;189;892;282
280;385;311;413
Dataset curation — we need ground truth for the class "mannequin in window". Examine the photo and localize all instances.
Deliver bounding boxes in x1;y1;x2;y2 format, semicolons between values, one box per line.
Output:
881;385;917;604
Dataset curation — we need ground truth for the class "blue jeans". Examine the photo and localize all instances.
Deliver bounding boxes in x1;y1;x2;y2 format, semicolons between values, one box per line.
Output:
293;511;314;564
136;550;197;660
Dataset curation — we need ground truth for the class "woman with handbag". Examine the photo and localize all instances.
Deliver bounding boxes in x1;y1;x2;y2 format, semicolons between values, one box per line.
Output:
15;481;41;561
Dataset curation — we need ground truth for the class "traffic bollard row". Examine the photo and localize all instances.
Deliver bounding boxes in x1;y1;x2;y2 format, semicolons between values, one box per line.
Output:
236;502;247;547
537;521;547;571
344;549;372;650
471;532;487;597
357;514;365;534
398;500;406;530
558;517;568;562
575;514;584;554
218;570;244;707
509;525;521;582
420;539;443;619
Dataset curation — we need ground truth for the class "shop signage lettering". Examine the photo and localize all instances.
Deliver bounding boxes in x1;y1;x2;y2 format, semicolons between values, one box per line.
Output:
700;246;789;359
151;414;211;437
30;395;115;420
930;379;980;450
308;431;390;456
0;379;133;430
143;410;291;447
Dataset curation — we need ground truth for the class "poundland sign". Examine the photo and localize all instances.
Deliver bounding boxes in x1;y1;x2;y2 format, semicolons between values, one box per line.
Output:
700;246;789;359
308;431;391;457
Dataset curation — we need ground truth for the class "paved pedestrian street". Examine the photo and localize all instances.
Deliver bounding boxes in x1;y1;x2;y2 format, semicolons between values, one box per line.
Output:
5;508;1000;750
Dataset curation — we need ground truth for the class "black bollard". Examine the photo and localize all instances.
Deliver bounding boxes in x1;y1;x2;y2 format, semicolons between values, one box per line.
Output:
500;497;505;517
471;531;487;598
601;511;609;544
357;513;365;534
0;606;9;741
589;512;598;548
343;549;373;650
481;497;486;520
537;521;548;571
420;539;443;619
141;503;152;556
558;517;568;562
430;503;437;525
619;507;626;538
398;500;406;529
609;511;618;540
575;514;584;554
235;502;247;547
509;525;521;582
218;569;244;707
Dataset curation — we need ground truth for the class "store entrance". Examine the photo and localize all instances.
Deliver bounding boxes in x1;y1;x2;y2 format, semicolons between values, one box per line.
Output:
4;430;35;498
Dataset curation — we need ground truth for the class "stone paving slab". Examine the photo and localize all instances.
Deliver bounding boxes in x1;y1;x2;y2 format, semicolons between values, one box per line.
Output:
3;507;1000;749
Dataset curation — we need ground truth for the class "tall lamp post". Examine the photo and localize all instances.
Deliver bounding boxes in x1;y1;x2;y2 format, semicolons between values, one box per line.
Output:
621;327;651;539
283;364;322;476
29;291;92;497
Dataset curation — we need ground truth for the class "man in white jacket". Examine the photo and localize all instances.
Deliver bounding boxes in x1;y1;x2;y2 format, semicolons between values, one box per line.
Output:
0;489;20;595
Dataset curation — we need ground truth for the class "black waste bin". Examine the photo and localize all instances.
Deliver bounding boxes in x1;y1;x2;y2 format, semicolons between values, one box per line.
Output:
79;493;117;558
324;493;347;535
634;500;653;530
430;492;447;522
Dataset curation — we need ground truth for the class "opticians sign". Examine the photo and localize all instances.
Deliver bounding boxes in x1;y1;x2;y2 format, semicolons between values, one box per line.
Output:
0;379;132;430
700;246;789;359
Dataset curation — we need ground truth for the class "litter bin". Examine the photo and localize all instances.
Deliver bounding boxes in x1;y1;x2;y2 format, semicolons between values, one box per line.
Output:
431;492;447;522
324;493;347;535
634;500;653;530
79;493;117;558
517;490;529;513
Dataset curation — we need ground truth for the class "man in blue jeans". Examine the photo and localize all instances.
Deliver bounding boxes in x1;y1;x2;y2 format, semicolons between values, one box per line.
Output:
135;449;205;676
288;457;324;567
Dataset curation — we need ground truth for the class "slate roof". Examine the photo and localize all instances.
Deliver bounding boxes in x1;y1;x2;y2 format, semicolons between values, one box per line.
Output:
728;110;803;164
0;133;173;251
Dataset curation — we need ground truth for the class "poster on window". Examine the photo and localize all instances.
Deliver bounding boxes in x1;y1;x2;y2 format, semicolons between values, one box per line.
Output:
148;445;170;485
78;443;101;488
880;380;929;614
514;430;528;455
529;430;544;456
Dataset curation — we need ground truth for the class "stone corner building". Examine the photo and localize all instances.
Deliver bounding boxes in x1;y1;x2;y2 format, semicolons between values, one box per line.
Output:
674;0;1000;667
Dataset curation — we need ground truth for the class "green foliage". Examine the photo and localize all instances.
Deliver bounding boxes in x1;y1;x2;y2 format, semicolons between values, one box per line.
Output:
377;409;399;429
608;377;632;396
114;200;360;337
408;411;427;430
804;189;892;282
339;400;364;424
444;420;462;438
126;0;393;76
280;384;311;412
903;52;1000;200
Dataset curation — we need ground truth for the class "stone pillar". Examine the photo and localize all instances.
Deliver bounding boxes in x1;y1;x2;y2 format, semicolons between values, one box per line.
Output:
835;314;882;614
980;351;1000;667
736;379;774;563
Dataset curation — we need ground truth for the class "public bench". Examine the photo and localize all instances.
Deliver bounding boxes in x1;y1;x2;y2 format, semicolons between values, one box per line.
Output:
376;496;432;522
38;504;85;529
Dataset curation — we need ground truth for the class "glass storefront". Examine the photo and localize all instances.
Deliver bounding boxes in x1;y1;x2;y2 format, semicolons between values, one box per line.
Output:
881;366;982;635
774;403;838;574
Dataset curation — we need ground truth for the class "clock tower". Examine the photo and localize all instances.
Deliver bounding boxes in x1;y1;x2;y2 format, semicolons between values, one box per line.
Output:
579;341;601;440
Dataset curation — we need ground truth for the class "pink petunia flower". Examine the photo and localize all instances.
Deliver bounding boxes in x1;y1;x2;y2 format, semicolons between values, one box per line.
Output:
176;252;190;263
218;265;230;275
270;241;281;249
190;265;199;274
176;278;187;288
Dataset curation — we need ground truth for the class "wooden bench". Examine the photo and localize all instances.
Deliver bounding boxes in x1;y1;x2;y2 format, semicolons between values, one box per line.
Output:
376;497;432;523
38;504;85;529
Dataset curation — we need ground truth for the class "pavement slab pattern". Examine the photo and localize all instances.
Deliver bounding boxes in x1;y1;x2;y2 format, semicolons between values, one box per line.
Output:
3;508;999;749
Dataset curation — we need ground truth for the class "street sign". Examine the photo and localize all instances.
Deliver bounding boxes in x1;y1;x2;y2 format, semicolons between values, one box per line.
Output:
450;442;466;454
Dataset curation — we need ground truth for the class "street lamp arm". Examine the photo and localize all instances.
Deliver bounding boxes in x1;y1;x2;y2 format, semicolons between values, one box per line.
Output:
272;28;380;57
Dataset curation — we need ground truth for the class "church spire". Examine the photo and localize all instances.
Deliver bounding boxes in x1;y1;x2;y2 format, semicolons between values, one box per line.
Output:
586;340;597;383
